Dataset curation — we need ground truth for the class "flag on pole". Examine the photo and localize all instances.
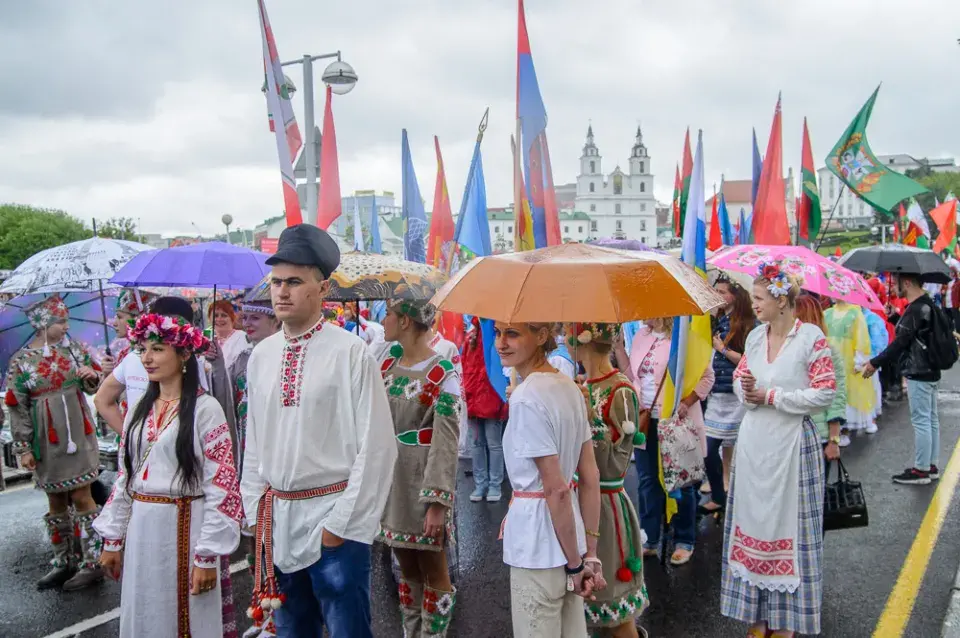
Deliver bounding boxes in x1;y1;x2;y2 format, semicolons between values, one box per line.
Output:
798;117;822;244
401;130;428;263
931;199;958;255
751;127;762;208
257;0;303;227
662;129;712;424
903;198;930;249
672;163;682;237
352;197;364;251
708;188;722;251
513;126;536;253
369;192;382;254
540;136;562;246
679;128;693;231
517;0;559;248
826;86;927;213
738;208;750;245
751;93;790;245
427;136;455;268
718;190;734;246
317;86;342;229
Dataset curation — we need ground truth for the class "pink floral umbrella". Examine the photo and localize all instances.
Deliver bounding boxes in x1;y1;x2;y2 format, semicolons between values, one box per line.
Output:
709;244;884;312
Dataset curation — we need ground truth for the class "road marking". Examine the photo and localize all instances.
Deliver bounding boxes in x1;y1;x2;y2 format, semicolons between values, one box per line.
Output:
873;436;960;637
39;560;249;637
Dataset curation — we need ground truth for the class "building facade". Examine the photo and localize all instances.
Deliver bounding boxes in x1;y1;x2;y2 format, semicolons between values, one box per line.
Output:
574;125;658;245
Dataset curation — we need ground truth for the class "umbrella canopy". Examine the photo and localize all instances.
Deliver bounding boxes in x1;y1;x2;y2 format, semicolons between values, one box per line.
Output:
710;245;883;311
0;291;119;383
839;244;952;284
429;243;724;323
109;241;270;289
589;238;661;253
0;237;152;295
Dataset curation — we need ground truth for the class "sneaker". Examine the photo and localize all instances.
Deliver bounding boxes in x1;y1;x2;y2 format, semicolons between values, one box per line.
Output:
930;465;941;480
892;468;931;485
486;488;502;503
469;487;486;502
838;434;852;448
865;421;878;434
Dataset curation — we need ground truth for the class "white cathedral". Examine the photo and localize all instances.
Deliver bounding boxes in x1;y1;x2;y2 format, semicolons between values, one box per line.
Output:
574;125;658;245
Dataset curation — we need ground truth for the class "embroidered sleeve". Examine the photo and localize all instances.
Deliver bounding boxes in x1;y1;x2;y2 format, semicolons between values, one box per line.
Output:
419;367;460;507
771;331;837;416
194;400;242;564
808;338;837;391
92;429;133;549
731;352;755;409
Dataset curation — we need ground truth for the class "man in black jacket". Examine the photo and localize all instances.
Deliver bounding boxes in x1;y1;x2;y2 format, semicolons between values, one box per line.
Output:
863;273;940;485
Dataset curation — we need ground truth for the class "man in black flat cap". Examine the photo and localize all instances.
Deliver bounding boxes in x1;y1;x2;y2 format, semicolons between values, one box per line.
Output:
240;224;397;638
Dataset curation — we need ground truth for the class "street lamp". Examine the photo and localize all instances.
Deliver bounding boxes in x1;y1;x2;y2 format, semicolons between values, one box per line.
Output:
222;214;234;245
263;52;358;221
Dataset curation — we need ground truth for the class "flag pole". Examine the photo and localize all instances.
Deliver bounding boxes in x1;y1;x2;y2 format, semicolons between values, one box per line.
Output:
443;108;489;275
813;185;847;251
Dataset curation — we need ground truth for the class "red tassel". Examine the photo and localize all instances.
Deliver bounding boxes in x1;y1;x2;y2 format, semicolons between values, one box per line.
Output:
51;530;62;544
4;389;17;407
46;403;59;445
79;390;94;435
616;566;633;583
74;523;81;538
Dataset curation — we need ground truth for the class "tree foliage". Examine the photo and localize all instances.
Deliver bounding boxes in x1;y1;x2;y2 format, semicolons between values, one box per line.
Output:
905;168;960;211
96;216;144;242
0;204;92;270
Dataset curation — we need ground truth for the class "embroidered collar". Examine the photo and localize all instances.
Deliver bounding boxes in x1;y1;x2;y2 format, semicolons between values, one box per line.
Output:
585;369;619;385
428;332;441;349
284;318;325;345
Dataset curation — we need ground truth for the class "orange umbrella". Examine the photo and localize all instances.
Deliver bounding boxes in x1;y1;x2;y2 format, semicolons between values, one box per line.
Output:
429;243;724;323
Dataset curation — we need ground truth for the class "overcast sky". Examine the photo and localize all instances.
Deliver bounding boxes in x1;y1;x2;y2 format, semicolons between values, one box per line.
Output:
1;0;957;237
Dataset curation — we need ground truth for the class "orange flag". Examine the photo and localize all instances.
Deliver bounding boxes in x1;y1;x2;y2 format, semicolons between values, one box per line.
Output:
427;137;455;268
708;190;722;251
317;86;342;230
752;94;791;245
834;246;842;258
931;199;958;254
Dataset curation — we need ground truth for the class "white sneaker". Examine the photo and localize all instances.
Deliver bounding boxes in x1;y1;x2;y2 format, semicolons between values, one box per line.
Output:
866;421;878;434
839;434;852;447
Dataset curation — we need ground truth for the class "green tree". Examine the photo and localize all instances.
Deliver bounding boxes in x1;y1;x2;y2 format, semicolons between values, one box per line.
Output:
96;217;144;242
0;204;92;270
905;168;960;211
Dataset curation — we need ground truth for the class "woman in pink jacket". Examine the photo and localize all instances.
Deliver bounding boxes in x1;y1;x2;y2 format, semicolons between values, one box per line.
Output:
622;318;715;566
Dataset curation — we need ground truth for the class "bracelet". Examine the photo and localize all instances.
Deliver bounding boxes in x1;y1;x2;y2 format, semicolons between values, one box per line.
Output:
564;560;585;575
585;529;601;538
584;557;602;567
722;347;729;355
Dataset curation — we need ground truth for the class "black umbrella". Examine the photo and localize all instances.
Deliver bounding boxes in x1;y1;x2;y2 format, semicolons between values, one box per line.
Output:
839;244;952;284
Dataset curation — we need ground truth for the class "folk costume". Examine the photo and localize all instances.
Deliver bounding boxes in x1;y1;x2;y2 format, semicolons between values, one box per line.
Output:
823;302;875;431
721;266;837;635
240;224;397;638
377;300;461;638
4;295;104;589
571;323;650;630
94;315;242;638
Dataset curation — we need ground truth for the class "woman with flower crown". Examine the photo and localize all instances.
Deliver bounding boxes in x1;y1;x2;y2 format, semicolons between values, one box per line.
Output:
721;263;836;638
94;313;242;637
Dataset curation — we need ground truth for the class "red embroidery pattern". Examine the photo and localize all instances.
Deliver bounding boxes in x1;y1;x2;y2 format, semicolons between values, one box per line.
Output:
203;423;244;522
194;553;218;568
204;422;230;445
808;346;837;391
280;321;324;407
730;525;796;577
732;352;750;380
103;537;124;551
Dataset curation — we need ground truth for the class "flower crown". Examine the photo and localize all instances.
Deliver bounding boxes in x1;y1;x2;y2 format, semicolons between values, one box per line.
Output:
568;322;620;346
128;313;210;354
758;262;793;298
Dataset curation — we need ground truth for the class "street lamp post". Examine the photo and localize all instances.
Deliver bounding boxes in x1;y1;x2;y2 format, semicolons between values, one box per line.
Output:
269;52;358;221
222;214;234;245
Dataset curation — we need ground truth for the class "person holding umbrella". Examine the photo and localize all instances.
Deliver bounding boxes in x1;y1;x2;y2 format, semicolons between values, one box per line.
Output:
5;295;105;591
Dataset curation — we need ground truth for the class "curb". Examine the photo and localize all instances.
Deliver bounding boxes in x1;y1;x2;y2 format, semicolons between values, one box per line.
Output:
943;560;960;637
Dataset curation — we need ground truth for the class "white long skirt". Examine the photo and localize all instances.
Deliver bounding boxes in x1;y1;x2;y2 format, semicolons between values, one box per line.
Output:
119;499;223;638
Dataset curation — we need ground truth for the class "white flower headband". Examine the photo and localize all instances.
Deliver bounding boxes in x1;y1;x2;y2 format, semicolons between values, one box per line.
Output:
758;262;793;299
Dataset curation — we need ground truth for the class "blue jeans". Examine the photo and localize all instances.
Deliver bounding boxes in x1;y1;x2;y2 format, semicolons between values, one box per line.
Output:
705;436;727;507
634;418;697;550
471;418;504;490
273;539;373;638
907;378;940;471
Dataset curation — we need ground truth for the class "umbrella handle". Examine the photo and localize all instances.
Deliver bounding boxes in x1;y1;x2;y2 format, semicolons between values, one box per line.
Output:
96;280;112;357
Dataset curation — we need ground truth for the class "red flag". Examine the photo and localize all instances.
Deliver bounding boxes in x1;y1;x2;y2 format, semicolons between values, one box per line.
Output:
708;191;722;251
931;199;958;254
540;135;562;246
752;94;790;245
834;246;842;258
893;221;901;243
679;130;693;229
317;86;341;230
427;137;455;267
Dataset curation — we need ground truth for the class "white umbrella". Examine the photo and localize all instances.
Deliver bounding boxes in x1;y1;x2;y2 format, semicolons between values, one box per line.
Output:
0;237;152;295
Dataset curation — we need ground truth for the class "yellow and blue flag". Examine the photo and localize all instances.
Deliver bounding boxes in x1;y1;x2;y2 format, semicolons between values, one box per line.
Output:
662;130;713;420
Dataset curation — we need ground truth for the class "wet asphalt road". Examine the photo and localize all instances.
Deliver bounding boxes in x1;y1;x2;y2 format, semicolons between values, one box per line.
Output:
3;370;960;637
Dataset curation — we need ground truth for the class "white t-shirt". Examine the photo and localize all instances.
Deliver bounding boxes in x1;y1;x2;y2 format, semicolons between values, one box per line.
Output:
113;350;209;415
502;372;590;569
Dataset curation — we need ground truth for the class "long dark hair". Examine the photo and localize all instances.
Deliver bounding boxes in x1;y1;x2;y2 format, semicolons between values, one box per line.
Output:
124;348;203;493
720;282;756;354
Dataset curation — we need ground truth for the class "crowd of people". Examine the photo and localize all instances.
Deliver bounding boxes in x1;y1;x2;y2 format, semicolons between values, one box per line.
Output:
1;223;954;638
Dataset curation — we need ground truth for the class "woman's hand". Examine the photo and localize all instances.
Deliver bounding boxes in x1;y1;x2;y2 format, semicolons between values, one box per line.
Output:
77;366;98;381
712;334;725;353
743;386;768;405
100;355;116;377
190;565;218;595
19;452;36;470
203;340;221;362
584;555;607;592
100;550;123;581
423;503;446;539
824;441;841;461
321;528;345;549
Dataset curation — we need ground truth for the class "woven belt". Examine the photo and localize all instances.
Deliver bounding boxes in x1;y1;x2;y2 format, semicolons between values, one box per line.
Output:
132;493;202;637
572;473;626;493
248;481;349;623
498;480;577;540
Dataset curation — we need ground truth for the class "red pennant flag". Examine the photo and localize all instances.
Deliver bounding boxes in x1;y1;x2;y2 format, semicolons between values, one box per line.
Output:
752;94;791;245
931;199;958;254
427;137;455;267
679;130;693;230
708;190;722;251
317;86;342;230
834;246;842;258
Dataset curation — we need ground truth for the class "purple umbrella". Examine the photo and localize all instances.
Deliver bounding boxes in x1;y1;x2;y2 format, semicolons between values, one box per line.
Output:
588;238;664;253
108;242;270;289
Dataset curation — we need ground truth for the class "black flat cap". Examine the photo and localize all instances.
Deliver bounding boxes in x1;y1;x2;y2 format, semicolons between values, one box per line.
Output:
265;224;341;279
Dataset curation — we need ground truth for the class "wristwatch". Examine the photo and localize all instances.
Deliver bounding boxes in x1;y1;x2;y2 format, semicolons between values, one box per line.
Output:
828;436;841;445
564;560;585;575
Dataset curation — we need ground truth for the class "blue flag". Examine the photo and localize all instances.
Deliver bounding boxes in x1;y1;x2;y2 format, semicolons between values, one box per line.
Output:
751;128;762;208
738;207;750;245
401;129;427;263
369;192;382;254
718;192;734;246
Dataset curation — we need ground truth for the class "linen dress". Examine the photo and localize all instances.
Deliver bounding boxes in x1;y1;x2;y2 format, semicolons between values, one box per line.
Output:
94;393;243;638
581;370;649;629
720;321;836;634
4;340;101;492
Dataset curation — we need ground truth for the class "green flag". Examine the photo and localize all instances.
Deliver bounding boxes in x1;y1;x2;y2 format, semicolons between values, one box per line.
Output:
825;86;927;214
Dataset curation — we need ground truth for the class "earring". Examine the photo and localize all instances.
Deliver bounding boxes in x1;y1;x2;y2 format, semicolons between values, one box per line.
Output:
182;362;188;374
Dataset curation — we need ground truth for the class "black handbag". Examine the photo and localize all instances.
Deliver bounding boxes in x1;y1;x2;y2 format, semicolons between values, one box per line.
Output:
824;459;868;531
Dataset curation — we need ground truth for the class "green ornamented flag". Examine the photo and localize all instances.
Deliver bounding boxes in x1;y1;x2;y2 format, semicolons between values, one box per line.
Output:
825;86;928;214
798;117;821;244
